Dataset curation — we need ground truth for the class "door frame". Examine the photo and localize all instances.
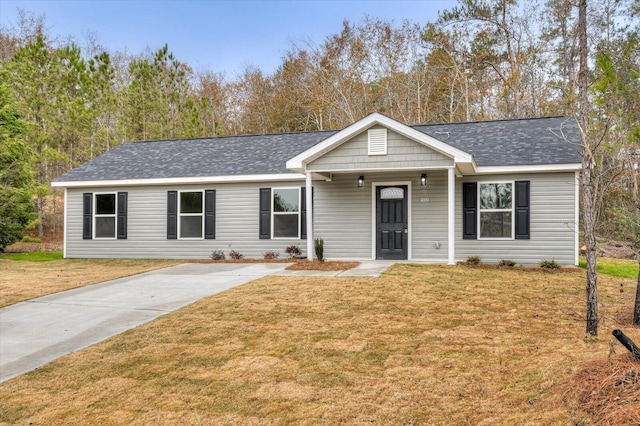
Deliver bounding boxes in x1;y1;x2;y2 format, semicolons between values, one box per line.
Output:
371;181;412;260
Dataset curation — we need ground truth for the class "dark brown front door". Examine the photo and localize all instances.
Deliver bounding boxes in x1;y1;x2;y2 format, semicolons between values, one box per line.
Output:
376;186;408;260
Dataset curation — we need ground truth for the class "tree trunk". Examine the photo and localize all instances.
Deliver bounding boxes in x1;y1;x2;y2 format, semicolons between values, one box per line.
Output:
635;259;640;326
578;0;598;337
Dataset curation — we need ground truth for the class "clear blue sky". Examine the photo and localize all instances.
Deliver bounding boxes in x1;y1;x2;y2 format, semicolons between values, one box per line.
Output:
0;0;457;76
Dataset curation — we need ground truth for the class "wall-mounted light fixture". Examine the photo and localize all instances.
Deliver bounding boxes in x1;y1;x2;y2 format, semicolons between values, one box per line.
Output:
420;173;428;186
357;175;365;188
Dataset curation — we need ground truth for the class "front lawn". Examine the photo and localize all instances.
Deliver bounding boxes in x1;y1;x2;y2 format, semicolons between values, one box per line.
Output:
1;251;64;261
0;258;181;308
1;264;637;424
579;256;639;279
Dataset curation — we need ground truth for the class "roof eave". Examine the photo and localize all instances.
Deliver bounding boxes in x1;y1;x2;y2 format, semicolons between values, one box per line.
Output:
473;163;582;175
51;173;306;188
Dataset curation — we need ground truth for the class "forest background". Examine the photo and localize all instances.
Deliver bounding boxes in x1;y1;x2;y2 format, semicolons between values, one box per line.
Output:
0;0;638;253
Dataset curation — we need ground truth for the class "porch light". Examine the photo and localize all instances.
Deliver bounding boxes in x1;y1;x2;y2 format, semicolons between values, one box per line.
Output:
421;173;428;186
357;175;365;188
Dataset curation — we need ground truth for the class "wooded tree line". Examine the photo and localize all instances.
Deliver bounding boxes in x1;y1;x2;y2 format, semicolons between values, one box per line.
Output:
0;0;638;252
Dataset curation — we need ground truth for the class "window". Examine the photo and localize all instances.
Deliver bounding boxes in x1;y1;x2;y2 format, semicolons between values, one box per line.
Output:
94;193;117;238
179;191;203;238
272;188;300;238
479;183;513;239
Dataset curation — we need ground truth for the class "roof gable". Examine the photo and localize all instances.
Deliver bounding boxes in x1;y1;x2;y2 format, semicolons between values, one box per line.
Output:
306;125;455;172
286;113;476;173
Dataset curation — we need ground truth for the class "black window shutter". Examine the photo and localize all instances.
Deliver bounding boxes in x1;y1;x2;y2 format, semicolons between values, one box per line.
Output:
259;188;271;239
301;187;307;240
117;192;128;239
462;182;477;240
167;191;178;239
83;193;92;240
515;180;530;239
204;189;216;239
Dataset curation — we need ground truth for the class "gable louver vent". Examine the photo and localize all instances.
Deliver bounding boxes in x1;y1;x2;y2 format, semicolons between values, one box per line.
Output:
368;128;387;155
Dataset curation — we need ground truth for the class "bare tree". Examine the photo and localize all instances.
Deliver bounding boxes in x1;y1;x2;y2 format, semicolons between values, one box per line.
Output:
576;0;599;337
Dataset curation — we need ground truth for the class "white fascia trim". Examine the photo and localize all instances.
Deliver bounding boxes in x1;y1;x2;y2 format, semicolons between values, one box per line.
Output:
286;112;475;171
474;163;582;175
306;165;454;174
51;173;306;188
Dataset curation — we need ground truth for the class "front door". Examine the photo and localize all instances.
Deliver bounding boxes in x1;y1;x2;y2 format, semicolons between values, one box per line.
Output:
376;185;408;260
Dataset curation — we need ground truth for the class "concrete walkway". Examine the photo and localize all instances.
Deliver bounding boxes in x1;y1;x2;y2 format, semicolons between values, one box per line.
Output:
0;260;394;384
0;262;289;383
275;260;395;278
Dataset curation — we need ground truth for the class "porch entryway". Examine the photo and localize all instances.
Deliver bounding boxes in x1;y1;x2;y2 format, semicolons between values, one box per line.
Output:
376;185;408;260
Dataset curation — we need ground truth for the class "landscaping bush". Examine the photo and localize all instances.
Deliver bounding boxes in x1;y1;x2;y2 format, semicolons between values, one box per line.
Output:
499;259;517;267
229;250;243;260
21;236;42;243
210;250;226;260
467;255;481;265
314;237;324;262
285;245;301;259
540;259;561;269
263;251;279;260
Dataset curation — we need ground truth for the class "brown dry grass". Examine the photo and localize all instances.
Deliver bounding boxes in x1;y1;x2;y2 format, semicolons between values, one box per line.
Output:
0;264;638;424
0;259;180;308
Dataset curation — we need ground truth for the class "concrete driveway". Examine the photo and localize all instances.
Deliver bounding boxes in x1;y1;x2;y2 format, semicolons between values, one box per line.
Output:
0;262;289;383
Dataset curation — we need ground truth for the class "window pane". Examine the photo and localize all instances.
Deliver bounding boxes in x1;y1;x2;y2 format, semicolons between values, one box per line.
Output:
180;216;202;238
95;217;115;238
480;183;512;209
273;188;299;212
274;214;299;238
180;192;203;213
96;194;116;214
480;212;512;238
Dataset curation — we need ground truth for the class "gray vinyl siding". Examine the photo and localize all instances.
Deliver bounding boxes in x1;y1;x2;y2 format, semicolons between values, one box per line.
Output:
455;172;577;265
65;172;577;264
306;126;454;172
312;171;449;260
65;181;309;259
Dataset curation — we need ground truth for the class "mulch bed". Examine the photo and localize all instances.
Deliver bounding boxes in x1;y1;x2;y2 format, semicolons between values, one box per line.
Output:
187;258;360;271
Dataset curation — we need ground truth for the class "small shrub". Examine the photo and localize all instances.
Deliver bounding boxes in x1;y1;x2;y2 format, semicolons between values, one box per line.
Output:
210;250;226;260
540;259;561;269
263;251;279;260
229;250;243;260
499;259;517;267
467;256;481;265
314;237;324;262
21;236;42;243
285;245;301;259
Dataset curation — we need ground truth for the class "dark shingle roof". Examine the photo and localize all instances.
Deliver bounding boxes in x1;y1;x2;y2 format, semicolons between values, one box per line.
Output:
413;116;581;167
53;116;581;183
54;130;338;182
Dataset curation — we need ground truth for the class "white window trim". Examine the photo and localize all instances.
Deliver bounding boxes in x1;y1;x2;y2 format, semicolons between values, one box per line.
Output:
93;192;117;240
477;181;515;241
178;190;205;240
271;187;301;240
